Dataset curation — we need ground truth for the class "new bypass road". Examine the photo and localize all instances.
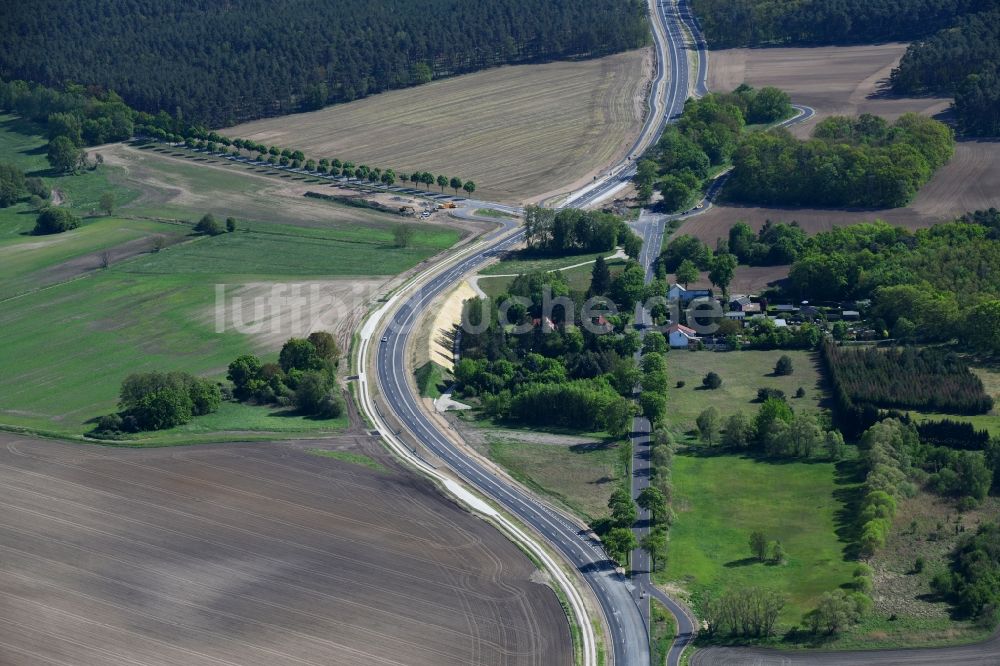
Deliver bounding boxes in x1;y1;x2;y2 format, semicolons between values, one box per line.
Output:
365;2;707;665
566;0;703;210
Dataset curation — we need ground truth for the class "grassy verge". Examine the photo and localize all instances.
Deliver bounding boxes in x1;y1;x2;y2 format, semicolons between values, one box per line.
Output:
414;361;448;399
487;435;622;523
480;249;615;275
475;208;516;219
651;598;678;666
659;451;858;628
306;448;388;473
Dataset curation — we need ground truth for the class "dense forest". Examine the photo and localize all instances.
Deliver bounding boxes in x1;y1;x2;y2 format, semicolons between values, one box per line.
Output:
0;0;649;127
690;0;995;48
891;8;1000;136
635;85;791;210
727;113;954;208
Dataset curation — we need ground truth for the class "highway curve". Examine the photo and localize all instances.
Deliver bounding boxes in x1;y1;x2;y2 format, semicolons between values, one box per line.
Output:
368;1;703;664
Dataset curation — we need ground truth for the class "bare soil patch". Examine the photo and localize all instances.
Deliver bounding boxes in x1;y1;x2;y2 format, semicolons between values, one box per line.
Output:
664;264;791;295
205;279;386;352
0;433;571;666
226;50;651;204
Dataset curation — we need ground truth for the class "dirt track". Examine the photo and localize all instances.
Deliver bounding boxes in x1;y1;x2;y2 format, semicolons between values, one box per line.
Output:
0;433;571;665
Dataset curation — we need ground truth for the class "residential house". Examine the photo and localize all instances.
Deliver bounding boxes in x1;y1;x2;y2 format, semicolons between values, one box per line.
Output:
667;284;713;306
666;323;698;348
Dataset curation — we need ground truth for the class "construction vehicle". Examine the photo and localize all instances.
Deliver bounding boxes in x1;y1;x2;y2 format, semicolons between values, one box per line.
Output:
437;201;457;209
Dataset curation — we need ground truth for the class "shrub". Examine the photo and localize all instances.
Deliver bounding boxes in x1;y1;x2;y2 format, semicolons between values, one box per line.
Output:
756;387;785;402
703;372;722;389
118;371;221;431
774;354;794;375
195;213;223;235
33;207;80;235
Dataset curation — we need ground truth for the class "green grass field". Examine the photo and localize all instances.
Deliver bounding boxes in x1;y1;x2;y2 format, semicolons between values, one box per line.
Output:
665;350;825;433
0;115;466;441
123;220;458;278
0;114;140;238
0;216;456;437
487;436;624;522
476;256;625;299
661;452;857;627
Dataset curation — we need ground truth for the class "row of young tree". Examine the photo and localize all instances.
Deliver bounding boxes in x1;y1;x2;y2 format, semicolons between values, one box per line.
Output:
891;7;1000;136
0;0;650;126
0;79;481;196
635;86;792;210
727;113;955;209
170;133;479;197
601;428;675;570
823;343;993;418
689;0;991;48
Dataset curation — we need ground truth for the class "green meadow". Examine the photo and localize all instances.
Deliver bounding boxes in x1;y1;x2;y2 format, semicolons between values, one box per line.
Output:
661;452;857;627
0;114;462;441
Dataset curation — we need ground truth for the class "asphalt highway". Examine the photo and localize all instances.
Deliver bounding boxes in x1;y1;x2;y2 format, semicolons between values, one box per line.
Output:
370;1;702;664
373;221;652;666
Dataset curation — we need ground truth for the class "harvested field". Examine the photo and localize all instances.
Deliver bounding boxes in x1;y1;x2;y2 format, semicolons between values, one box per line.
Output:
0;433;571;666
225;50;652;204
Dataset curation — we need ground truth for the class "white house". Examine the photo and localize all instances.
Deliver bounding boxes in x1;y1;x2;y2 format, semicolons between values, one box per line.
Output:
666;323;698;348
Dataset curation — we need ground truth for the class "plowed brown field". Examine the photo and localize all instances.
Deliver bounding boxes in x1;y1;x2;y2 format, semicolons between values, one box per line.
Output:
0;434;571;666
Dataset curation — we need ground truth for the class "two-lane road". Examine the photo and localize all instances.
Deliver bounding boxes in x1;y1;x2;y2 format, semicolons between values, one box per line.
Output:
373;222;651;666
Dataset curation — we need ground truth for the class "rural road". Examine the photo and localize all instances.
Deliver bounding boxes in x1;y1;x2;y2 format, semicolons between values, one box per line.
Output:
628;210;701;666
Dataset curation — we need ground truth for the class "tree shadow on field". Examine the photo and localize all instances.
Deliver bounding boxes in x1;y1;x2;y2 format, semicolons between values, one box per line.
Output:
833;458;866;560
569;439;618;454
724;557;759;568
